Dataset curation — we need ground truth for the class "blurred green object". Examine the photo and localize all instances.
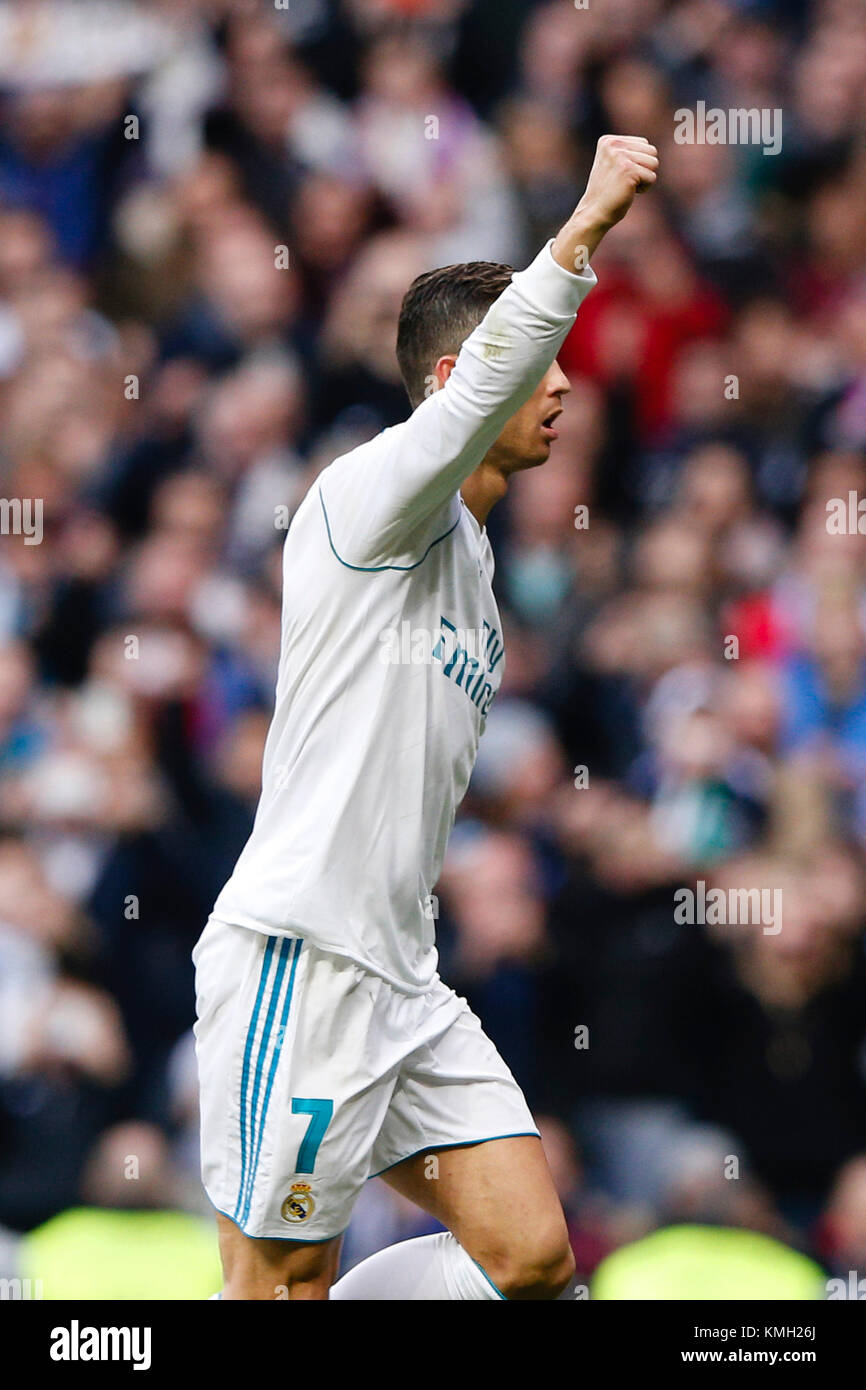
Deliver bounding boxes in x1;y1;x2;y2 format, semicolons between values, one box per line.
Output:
591;1224;825;1300
20;1207;221;1300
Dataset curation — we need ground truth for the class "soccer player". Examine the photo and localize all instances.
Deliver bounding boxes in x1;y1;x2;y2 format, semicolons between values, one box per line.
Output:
194;134;658;1300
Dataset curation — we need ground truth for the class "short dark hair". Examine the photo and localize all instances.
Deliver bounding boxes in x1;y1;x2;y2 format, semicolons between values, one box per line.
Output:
396;260;514;407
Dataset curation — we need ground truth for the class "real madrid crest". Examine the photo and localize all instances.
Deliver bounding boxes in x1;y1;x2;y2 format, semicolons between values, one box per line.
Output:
281;1182;315;1224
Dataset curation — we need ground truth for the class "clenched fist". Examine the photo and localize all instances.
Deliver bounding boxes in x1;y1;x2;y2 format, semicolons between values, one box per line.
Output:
552;134;659;274
581;134;659;228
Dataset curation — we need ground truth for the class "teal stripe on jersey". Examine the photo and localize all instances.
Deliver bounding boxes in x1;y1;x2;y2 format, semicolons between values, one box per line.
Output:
241;938;303;1227
233;937;277;1222
319;488;460;573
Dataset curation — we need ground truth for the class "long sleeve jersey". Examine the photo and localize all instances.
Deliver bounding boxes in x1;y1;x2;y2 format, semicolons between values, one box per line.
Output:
212;241;597;990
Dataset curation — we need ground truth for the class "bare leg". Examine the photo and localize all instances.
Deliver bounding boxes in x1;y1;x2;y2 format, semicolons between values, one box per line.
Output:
334;1135;575;1300
216;1212;342;1300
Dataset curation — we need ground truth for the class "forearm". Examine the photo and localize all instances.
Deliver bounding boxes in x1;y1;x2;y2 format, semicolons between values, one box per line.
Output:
551;204;613;276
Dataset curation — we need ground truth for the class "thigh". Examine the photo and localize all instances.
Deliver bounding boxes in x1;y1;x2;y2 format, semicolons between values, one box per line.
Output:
380;1134;569;1276
372;993;565;1270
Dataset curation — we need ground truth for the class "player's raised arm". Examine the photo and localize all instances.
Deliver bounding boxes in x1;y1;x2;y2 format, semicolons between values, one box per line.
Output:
319;135;658;569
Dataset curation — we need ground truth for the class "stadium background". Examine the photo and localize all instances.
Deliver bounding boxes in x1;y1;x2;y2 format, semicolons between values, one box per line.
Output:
1;0;866;1297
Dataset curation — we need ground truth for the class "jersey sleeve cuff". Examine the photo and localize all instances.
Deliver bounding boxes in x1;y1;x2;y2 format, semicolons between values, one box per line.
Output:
510;240;597;321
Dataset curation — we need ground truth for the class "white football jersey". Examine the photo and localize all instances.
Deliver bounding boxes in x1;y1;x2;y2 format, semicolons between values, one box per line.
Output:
212;242;596;990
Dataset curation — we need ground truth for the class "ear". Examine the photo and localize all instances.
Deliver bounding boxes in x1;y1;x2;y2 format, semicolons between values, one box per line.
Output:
431;355;458;391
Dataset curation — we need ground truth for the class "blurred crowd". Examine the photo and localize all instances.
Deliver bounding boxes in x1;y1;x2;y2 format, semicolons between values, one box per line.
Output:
3;0;866;1294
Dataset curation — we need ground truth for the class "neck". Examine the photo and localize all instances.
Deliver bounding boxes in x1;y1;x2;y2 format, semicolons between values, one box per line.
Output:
460;460;510;526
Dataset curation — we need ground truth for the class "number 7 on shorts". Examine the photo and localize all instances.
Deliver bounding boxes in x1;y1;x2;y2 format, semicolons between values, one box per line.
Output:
291;1097;333;1173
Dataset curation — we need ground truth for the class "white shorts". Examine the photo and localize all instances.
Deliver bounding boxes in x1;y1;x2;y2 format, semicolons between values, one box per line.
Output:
193;917;538;1241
